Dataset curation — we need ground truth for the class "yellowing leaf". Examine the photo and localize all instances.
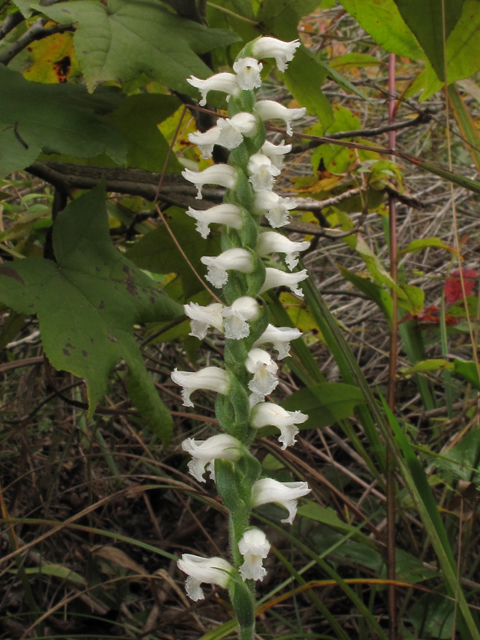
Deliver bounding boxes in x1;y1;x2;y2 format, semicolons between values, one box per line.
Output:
23;27;79;83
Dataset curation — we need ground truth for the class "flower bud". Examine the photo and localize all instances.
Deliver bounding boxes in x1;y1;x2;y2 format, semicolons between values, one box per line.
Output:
182;164;237;200
253;324;302;359
187;72;241;106
201;248;254;289
238;528;271;581
182;433;242;482
256;231;310;270
255;100;306;136
259;267;308;297
222;296;260;340
184;302;224;339
251;477;311;524
250;37;301;72
233;57;263;90
246;348;278;401
171;367;230;407
177;554;233;601
186;203;243;239
247;153;281;193
251;402;308;449
253;191;297;228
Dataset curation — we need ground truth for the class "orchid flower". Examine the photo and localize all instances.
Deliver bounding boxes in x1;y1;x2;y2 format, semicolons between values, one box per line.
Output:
187;72;241;106
261;139;292;170
201;248;254;288
251;402;308;449
250;37;301;72
182;434;242;482
253;324;302;359
238;528;271;581
256;231;310;270
246;348;278;401
259;267;308;297
233;57;263;90
253;191;297;228
222;296;260;339
182;164;237;200
255;100;306;136
177;554;233;601
186;203;243;239
247;153;281;192
171;367;230;407
251;478;311;524
184;302;224;340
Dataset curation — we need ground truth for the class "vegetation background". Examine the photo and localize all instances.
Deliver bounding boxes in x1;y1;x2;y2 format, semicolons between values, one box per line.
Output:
2;0;480;638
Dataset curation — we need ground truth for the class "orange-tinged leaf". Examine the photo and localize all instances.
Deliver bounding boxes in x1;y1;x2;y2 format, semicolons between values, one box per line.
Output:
23;27;79;84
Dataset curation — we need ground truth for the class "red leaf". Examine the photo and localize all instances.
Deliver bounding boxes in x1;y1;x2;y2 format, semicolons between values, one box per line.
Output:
444;269;478;305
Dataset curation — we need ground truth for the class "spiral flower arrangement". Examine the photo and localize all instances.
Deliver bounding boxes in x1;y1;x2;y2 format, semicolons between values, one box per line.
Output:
173;37;311;640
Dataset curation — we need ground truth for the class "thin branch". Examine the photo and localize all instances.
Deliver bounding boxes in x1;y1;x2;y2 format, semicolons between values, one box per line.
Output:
0;10;24;40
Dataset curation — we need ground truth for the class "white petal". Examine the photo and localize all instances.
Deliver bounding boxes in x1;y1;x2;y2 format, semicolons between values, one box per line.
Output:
233;57;263;90
182;434;241;482
171;367;230;407
251;402;308;449
178;554;233;600
187;73;241;106
251;37;301;72
184;302;224;339
201;248;254;289
186;203;243;238
246;348;278;399
188;126;221;159
251;478;311;524
222;296;260;340
253;191;297;228
256;231;310;270
261;140;292;170
253;324;302;359
255;100;306;136
247;153;281;193
238;529;271;581
182;164;237;200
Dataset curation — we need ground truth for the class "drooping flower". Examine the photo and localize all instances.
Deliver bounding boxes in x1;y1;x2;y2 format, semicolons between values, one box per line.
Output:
255;100;306;136
171;367;230;408
238;528;271;581
184;302;224;339
182;164;237;200
201;248;254;288
259;267;308;297
188;112;259;159
253;191;297;228
261;139;292;170
253;324;302;359
187;72;241;106
247;153;281;192
256;231;310;270
233;57;263;90
221;112;259;138
222;297;260;340
177;554;233;601
251;477;311;524
251;402;308;449
250;37;301;72
188;127;222;159
246;348;278;402
186;203;244;239
182;434;242;482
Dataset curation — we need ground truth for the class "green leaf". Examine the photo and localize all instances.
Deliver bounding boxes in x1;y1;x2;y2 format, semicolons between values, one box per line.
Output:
393;0;463;81
125;209;221;301
397;283;425;316
284;45;333;128
329;52;383;72
282;382;365;429
108;94;183;173
297;501;375;547
397;237;456;259
339;266;393;325
0;66;127;179
39;0;240;93
257;0;321;26
448;83;480;175
11;565;86;586
339;0;424;59
401;358;452;376
0;184;183;442
454;359;480;389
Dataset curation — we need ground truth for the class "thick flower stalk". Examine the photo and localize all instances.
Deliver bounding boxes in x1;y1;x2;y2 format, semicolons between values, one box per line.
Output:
174;36;311;640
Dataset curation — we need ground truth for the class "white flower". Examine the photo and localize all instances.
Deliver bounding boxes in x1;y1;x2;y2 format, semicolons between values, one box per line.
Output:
253;324;302;359
251;402;308;449
233;57;263;90
261;140;292;170
226;112;258;137
238;528;271;581
246;348;278;400
201;248;254;288
222;297;260;339
188;127;222;159
177;554;233;601
182;434;242;482
255;100;306;136
247;153;281;193
188;113;257;159
259;267;308;297
256;231;310;270
253;191;297;228
251;478;311;524
251;37;301;72
182;164;237;200
186;203;243;239
184;302;224;339
171;367;230;408
187;73;241;106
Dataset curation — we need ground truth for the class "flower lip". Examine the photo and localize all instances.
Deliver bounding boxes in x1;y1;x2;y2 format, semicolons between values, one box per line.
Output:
171;366;230;408
233;57;263;91
201;248;254;289
251;402;308;449
250;37;301;72
256;231;310;270
251;477;311;524
187;72;241;106
253;191;297;228
238;528;271;581
177;554;233;601
182;433;242;482
246;348;278;400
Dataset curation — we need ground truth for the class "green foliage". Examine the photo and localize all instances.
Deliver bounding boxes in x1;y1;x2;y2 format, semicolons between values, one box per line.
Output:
0;184;182;441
